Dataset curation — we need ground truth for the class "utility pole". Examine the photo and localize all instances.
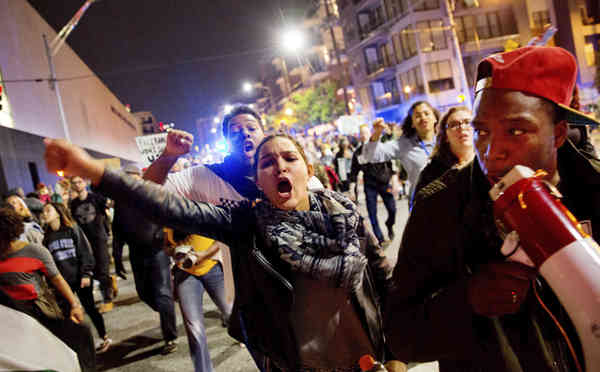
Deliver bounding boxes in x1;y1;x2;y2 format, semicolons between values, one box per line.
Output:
43;34;71;142
323;0;350;115
444;0;473;110
44;0;99;142
280;57;292;97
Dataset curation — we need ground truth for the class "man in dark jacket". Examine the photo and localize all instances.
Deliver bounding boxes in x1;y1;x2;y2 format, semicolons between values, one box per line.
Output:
385;46;600;371
112;164;178;355
349;124;396;245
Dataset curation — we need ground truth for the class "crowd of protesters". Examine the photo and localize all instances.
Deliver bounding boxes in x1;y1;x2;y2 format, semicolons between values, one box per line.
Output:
1;46;600;372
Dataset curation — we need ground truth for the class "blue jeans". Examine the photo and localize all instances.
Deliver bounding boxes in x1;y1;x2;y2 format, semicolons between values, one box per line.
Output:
174;263;232;372
364;183;396;243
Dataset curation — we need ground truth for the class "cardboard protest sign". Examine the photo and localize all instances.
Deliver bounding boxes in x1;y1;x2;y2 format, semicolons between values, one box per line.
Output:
135;133;168;166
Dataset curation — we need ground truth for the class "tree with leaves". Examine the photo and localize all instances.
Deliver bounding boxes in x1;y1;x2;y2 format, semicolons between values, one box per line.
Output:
288;80;346;129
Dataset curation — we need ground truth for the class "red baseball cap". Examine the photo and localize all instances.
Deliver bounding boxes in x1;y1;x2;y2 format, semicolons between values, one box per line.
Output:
474;46;599;128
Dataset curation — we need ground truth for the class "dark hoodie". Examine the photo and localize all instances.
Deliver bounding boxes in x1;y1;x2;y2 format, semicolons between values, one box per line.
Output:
43;225;95;288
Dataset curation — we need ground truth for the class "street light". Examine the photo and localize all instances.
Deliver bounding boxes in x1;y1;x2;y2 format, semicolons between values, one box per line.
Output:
281;28;306;53
243;81;253;93
224;104;234;114
213;117;220;124
278;28;307;97
285;108;294;116
403;85;412;94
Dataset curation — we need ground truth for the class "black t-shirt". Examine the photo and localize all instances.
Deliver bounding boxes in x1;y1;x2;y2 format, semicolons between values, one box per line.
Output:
70;192;108;243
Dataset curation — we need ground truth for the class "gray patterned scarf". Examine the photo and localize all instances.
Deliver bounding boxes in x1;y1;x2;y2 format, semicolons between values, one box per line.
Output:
254;189;367;292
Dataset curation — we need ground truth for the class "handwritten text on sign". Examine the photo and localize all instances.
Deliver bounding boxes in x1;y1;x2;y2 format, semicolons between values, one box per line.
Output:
135;133;168;166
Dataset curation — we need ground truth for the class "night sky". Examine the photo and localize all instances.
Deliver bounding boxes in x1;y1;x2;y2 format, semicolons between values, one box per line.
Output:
27;0;310;135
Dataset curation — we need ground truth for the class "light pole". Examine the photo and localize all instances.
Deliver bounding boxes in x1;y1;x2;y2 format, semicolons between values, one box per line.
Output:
444;0;473;110
44;0;99;142
242;82;275;113
279;28;305;97
323;0;350;115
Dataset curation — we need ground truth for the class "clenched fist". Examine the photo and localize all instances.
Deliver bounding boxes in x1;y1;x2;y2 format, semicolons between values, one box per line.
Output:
163;129;194;158
371;118;387;141
44;138;105;185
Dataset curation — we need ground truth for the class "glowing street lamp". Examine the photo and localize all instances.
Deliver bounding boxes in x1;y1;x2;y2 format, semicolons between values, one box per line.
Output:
210;127;217;134
213;117;220;124
403;85;412;94
281;28;305;53
243;82;253;93
285;108;294;116
224;104;234;114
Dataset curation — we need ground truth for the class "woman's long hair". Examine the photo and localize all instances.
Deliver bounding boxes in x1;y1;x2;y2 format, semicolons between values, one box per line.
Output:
431;106;471;166
0;207;24;256
45;202;75;232
401;101;440;139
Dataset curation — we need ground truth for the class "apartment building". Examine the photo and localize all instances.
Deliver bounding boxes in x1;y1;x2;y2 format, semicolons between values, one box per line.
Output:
338;0;599;121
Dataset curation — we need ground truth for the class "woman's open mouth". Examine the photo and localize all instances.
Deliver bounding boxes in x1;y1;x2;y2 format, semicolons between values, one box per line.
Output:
277;179;292;197
243;141;254;152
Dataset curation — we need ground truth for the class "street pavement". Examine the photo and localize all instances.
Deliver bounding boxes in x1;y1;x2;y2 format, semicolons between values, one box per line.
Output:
95;188;438;372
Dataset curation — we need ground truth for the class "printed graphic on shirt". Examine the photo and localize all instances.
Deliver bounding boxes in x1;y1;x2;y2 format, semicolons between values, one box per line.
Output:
47;238;77;262
73;202;97;225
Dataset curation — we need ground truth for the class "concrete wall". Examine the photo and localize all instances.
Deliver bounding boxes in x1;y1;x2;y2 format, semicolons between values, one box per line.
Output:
0;0;142;162
0;126;123;196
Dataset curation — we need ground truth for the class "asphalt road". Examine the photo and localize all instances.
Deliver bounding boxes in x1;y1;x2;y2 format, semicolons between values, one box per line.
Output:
94;189;438;372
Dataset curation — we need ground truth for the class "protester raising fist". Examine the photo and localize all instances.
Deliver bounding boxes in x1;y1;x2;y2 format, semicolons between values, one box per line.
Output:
163;129;194;158
44;138;105;185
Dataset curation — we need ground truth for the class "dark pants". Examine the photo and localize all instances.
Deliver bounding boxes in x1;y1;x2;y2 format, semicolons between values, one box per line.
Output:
364;183;396;243
91;236;113;303
42;317;97;372
76;284;107;338
130;247;177;342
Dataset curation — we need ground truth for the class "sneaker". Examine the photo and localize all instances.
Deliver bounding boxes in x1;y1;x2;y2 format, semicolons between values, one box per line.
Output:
96;337;112;353
111;275;119;298
98;302;114;314
161;340;178;355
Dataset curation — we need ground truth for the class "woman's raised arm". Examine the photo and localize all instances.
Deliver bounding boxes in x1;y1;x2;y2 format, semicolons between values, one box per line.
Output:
44;139;237;243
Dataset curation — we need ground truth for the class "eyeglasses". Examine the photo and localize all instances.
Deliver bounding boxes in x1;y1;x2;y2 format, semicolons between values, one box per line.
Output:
447;119;473;131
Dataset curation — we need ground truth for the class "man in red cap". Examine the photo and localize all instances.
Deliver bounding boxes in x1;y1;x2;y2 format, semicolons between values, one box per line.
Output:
385;46;600;371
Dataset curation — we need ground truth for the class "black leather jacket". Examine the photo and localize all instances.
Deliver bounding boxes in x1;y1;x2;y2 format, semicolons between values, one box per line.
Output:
97;169;389;370
385;140;600;372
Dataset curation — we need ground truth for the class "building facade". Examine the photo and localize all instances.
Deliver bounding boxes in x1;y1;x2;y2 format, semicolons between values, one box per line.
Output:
134;111;160;135
337;0;599;121
0;0;142;194
550;0;600;108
